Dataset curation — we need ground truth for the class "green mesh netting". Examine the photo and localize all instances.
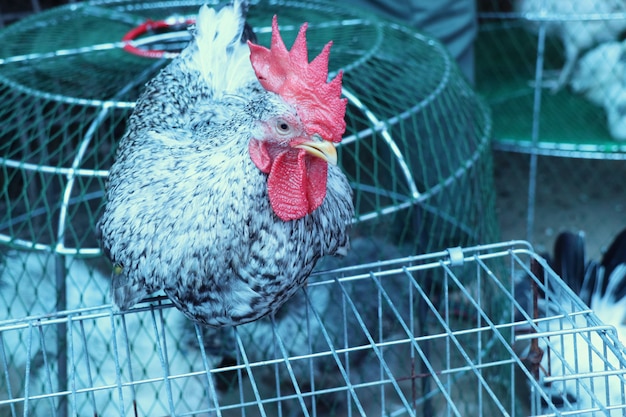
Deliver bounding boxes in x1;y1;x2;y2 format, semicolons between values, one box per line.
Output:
476;0;626;154
0;0;498;254
0;1;504;415
476;0;626;256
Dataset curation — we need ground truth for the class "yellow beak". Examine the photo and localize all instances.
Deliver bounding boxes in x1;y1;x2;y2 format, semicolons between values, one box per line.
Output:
294;137;338;165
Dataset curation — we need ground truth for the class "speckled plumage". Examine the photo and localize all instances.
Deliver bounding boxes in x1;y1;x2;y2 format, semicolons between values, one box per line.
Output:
98;1;353;327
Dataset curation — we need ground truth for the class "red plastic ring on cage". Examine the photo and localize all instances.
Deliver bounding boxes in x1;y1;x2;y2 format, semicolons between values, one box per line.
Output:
122;18;195;59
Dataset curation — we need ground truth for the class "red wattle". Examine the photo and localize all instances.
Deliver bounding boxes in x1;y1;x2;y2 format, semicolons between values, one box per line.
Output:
266;149;328;221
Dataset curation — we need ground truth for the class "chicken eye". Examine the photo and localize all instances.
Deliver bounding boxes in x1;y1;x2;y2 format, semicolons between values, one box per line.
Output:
275;120;291;135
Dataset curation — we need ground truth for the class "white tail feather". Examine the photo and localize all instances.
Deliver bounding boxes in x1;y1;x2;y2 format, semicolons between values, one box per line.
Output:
194;1;256;96
592;264;626;328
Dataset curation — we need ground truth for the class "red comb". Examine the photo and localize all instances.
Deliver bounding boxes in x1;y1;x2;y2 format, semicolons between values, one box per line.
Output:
248;16;347;143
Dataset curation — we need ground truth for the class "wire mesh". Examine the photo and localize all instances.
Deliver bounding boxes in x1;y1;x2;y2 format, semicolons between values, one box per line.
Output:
0;1;508;416
2;241;626;416
477;0;626;154
476;0;626;253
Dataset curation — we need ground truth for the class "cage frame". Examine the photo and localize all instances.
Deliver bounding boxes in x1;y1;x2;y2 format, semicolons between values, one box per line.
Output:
2;241;626;416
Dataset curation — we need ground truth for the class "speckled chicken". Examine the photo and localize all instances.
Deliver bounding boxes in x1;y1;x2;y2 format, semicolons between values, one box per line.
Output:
98;1;354;327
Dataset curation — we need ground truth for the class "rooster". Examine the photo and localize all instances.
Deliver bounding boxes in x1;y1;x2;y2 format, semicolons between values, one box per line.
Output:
515;0;626;92
98;1;354;327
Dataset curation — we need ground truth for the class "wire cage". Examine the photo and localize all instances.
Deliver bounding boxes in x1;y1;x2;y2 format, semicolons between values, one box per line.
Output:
0;0;505;416
0;2;502;411
477;0;626;152
475;0;626;255
2;241;626;416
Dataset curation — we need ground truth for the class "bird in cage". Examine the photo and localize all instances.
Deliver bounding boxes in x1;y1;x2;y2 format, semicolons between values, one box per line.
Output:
515;0;626;92
97;0;354;327
571;40;626;140
516;229;626;415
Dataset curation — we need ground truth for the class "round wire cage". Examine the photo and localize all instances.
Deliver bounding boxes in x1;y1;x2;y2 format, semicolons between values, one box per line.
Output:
0;0;497;257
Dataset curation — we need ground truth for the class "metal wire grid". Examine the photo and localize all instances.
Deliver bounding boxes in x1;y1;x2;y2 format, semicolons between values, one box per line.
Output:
1;241;625;416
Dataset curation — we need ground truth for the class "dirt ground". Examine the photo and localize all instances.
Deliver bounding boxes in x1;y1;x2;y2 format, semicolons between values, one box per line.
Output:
493;150;626;261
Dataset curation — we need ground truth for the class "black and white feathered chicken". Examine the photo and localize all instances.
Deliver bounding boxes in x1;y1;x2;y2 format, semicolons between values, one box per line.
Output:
198;237;411;413
98;1;354;327
516;230;626;415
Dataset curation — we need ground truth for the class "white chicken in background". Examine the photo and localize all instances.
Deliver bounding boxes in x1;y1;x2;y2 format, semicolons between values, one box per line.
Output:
0;250;215;416
569;41;626;104
570;40;626;140
515;0;626;91
516;230;626;416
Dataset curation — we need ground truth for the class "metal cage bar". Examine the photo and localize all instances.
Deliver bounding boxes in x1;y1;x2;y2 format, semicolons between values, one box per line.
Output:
2;241;625;416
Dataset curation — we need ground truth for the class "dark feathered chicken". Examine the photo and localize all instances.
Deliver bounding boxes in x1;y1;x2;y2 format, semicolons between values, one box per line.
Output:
98;1;354;327
516;230;626;415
